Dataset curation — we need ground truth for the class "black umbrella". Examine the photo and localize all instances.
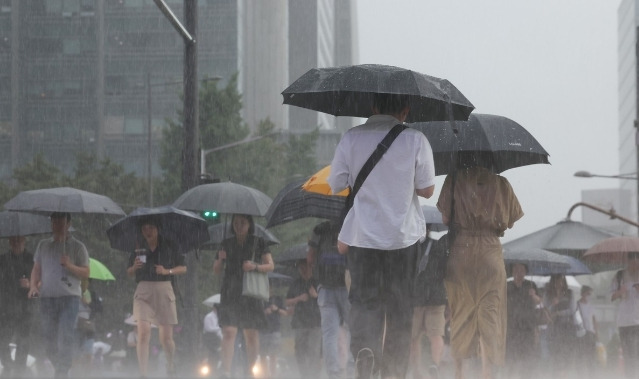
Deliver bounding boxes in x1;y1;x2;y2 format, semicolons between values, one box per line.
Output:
410;113;550;175
203;222;280;248
173;182;272;217
106;205;209;253
0;211;52;238
282;64;474;123
4;187;125;216
265;178;345;228
275;243;308;266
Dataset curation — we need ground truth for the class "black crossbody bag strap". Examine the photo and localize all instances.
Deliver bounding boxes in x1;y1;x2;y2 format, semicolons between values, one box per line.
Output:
341;124;408;223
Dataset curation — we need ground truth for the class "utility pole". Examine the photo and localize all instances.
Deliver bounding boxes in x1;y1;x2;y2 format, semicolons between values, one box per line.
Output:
153;0;199;372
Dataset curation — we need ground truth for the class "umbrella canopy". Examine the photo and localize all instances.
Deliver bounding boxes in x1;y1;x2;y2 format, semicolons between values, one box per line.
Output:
410;113;550;176
0;211;52;238
203;294;220;307
265;178;345;228
89;258;116;280
173;182;272;217
275;243;308;266
282;64;474;123
106;205;210;253
502;220;618;259
582;236;639;270
503;248;591;276
4;187;125;216
302;165;349;196
422;205;447;232
204;222;280;248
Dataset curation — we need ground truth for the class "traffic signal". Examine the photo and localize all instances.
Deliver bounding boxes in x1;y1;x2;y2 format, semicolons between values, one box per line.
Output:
201;210;220;222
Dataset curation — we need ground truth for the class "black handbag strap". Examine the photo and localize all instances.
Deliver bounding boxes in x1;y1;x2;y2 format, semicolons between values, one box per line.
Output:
351;123;408;199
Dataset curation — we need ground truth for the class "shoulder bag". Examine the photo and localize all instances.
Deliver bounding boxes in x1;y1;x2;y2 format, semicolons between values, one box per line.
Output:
339;123;408;225
242;238;270;301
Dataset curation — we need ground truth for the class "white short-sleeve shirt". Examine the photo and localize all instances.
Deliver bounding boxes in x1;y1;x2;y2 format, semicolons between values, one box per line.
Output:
328;114;436;250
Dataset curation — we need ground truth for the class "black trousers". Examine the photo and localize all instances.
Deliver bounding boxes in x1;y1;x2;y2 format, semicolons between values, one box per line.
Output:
0;310;32;372
347;244;417;379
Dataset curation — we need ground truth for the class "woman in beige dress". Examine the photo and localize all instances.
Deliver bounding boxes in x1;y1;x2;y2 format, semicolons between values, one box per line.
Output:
437;166;523;379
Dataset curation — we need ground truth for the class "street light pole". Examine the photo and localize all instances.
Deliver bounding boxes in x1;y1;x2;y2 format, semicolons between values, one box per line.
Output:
146;73;153;207
200;133;276;176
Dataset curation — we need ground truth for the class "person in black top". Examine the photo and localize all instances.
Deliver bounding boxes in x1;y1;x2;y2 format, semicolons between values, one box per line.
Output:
126;216;186;378
286;259;321;378
505;263;541;379
0;235;34;377
307;221;351;379
213;214;274;378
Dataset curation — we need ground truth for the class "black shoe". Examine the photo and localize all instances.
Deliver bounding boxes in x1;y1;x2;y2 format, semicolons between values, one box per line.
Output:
355;348;374;379
428;364;439;379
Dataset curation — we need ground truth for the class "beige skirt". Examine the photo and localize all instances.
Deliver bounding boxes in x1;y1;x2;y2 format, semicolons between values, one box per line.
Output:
133;281;177;326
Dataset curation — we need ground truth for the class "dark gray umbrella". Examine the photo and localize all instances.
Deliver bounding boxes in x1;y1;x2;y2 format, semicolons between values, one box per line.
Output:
503;248;591;276
275;243;308;266
173;182;272;217
0;211;52;238
502;220;618;259
282;64;474;123
4;187;125;216
106;205;210;253
265;178;345;228
410;113;550;176
203;222;280;248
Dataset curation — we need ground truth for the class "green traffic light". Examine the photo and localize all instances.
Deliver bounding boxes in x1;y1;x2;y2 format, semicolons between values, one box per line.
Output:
203;210;219;219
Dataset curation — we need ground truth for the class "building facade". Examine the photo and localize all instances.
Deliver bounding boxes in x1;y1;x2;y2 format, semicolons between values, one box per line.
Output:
0;0;356;179
618;0;639;223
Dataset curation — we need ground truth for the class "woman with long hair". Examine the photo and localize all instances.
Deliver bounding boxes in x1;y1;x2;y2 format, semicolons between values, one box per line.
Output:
126;217;186;378
213;214;274;378
543;274;577;375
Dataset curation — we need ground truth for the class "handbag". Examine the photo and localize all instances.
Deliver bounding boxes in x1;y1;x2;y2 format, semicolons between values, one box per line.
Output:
242;238;270;301
574;303;587;338
339;124;408;225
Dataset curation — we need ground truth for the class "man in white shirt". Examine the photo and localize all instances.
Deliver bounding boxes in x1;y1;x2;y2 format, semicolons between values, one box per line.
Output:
328;93;436;379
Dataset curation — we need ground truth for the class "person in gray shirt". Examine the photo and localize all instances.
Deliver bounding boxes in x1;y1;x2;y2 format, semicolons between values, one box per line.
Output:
28;212;89;378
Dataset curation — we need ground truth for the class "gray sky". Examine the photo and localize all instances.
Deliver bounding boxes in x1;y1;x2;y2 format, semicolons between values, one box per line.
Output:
356;0;622;241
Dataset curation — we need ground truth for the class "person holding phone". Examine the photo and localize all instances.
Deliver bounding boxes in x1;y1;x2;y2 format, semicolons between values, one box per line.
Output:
126;217;186;378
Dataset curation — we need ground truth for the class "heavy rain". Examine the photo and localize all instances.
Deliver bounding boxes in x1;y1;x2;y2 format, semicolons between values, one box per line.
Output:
0;1;633;379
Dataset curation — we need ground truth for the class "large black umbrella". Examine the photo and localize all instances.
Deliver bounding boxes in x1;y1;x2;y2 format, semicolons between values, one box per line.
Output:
265;178;345;228
282;64;474;123
173;182;272;217
203;222;280;248
4;187;125;216
106;205;209;253
0;211;52;238
411;113;550;175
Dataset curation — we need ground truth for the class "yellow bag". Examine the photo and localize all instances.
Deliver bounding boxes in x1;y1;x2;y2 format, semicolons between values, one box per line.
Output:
596;341;607;367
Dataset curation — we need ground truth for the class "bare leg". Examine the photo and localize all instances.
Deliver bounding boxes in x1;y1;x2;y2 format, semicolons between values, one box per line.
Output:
136;321;152;377
410;332;424;379
158;324;175;374
221;326;238;375
429;335;445;366
244;329;260;374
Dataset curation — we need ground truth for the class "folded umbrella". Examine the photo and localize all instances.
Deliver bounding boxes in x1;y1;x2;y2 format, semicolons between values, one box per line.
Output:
283;64;474;123
106;205;209;253
411;113;550;176
422;205;447;232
